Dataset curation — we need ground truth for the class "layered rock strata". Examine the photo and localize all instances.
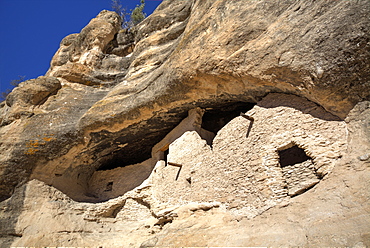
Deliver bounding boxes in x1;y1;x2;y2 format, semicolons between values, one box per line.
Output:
0;0;369;246
1;94;369;247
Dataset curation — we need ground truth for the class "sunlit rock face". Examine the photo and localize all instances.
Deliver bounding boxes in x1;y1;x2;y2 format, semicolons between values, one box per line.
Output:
0;0;369;247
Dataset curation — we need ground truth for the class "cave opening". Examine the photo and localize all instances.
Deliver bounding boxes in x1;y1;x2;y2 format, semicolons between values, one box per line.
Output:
92;109;189;171
97;154;129;171
69;101;257;202
201;101;255;135
95;101;255;171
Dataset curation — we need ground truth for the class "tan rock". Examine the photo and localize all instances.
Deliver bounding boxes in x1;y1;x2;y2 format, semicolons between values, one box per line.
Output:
1;76;61;125
0;96;369;247
47;10;123;85
0;0;369;246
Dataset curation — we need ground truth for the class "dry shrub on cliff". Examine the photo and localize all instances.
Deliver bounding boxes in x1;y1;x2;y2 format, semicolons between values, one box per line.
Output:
0;76;25;101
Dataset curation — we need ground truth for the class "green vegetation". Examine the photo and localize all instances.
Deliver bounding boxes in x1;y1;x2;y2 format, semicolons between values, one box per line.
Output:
131;0;146;26
111;0;146;29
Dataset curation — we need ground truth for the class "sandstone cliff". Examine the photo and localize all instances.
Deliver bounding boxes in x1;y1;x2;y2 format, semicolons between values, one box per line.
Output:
0;0;369;247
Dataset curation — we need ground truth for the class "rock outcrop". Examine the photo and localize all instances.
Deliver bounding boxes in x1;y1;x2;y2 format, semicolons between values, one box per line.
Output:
0;0;369;246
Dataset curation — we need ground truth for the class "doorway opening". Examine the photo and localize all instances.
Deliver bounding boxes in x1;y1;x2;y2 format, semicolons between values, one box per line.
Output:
278;145;320;197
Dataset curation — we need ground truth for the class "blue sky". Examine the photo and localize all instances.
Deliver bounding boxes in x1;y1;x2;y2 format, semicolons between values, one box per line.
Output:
0;0;162;95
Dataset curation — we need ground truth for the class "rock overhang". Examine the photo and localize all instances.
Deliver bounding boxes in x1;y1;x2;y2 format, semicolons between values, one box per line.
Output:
0;0;369;246
31;93;346;204
86;99;256;171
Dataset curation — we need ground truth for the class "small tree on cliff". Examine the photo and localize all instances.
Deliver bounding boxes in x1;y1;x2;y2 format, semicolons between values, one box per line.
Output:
111;0;146;29
111;0;131;29
131;0;146;25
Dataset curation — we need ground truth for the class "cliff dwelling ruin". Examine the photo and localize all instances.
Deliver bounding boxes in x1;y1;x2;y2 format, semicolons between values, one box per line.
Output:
86;101;255;202
45;94;347;209
0;0;369;245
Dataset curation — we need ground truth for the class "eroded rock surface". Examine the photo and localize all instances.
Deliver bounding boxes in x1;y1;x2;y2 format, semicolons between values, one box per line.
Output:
1;76;61;125
1;94;369;247
0;0;369;246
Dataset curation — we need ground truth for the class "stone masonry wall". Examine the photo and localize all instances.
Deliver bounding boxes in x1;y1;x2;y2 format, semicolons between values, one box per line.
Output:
149;93;347;218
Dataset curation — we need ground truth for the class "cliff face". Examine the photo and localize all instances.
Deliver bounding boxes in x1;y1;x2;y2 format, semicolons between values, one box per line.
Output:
0;0;369;247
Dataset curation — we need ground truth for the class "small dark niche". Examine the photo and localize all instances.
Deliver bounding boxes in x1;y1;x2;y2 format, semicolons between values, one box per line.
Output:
201;102;255;134
278;145;311;167
104;182;113;192
186;177;192;184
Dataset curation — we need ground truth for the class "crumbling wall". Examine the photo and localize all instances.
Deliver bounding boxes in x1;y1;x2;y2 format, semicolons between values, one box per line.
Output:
152;107;214;161
85;107;217;202
149;93;347;218
25;93;347;213
1;94;365;248
88;158;156;202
